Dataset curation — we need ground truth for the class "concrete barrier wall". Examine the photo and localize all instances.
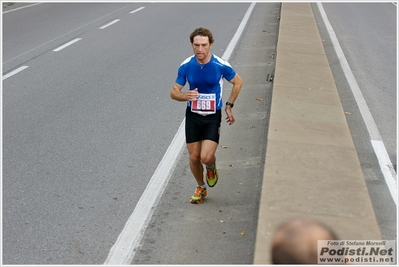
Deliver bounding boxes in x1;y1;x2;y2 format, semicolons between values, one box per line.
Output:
253;3;381;264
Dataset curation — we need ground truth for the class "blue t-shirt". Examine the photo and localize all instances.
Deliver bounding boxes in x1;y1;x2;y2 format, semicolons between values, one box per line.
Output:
175;54;236;110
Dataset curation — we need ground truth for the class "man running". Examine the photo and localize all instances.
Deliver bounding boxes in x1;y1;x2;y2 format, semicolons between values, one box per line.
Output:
170;27;243;204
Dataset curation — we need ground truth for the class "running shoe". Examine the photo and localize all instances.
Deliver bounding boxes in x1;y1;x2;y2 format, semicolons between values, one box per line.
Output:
206;164;218;187
189;185;207;204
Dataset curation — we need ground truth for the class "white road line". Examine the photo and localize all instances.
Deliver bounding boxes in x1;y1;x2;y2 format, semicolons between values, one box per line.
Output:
222;2;256;60
2;3;42;14
53;38;82;52
130;7;145;14
317;3;397;206
2;66;29;80
371;140;398;204
99;19;120;29
103;2;257;265
104;120;186;265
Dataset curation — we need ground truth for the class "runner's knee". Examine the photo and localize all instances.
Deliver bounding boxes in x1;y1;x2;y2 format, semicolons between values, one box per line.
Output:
189;153;201;163
201;154;215;166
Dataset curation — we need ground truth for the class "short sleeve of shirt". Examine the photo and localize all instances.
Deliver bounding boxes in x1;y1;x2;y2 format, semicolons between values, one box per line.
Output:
175;65;186;86
175;56;193;86
213;55;236;81
223;64;236;81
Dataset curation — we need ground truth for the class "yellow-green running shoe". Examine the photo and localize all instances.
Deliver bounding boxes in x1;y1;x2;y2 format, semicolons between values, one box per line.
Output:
206;164;218;187
189;185;207;204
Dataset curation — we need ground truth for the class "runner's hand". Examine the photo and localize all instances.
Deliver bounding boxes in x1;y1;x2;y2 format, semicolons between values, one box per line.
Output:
187;88;199;101
225;107;235;125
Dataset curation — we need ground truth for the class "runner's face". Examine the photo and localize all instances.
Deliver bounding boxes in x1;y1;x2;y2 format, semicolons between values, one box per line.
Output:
192;35;212;63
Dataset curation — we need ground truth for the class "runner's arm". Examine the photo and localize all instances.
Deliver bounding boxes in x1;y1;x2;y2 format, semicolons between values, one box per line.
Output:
225;74;243;125
170;82;198;102
226;73;243;105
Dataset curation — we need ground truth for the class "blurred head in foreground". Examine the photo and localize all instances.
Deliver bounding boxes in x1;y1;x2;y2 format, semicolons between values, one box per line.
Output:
271;218;339;264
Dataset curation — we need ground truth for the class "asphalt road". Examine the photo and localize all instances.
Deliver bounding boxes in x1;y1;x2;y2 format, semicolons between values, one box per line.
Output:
320;2;396;169
2;2;254;264
312;2;397;241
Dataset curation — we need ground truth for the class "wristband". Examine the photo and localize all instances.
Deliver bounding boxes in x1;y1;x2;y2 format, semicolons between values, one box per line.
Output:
226;102;234;108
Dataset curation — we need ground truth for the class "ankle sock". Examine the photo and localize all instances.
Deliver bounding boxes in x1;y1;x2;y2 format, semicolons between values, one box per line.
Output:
206;163;215;169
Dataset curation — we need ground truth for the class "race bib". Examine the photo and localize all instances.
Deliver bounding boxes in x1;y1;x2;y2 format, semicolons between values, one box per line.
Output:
191;93;216;115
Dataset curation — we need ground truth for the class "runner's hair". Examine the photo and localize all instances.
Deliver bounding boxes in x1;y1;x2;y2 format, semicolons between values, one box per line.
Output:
190;27;214;44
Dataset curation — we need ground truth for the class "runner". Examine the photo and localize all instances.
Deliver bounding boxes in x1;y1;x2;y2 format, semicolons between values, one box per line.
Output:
170;27;243;204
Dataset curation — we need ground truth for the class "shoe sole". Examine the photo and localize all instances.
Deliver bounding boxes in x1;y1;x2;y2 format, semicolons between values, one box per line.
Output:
189;199;203;204
189;191;207;204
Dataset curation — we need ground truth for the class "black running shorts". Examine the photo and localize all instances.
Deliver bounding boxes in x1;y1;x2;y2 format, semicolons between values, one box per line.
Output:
185;107;222;144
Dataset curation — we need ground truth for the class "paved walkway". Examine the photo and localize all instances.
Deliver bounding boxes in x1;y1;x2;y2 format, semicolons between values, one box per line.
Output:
253;3;381;264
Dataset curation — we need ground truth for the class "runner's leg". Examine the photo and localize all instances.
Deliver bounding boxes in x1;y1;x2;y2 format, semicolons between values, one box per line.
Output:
187;141;205;185
201;139;218;167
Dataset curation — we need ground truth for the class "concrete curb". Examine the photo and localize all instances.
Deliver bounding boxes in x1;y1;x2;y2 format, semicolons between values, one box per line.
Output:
253;3;381;264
